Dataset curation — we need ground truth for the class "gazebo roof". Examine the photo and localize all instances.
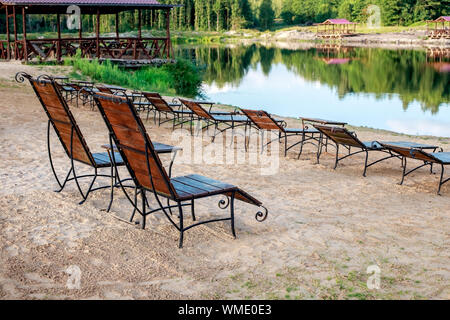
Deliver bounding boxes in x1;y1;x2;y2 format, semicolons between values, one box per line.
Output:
434;16;450;22
0;0;176;13
321;19;356;25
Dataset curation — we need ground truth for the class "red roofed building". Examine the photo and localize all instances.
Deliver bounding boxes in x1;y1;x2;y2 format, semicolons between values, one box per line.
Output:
0;0;177;61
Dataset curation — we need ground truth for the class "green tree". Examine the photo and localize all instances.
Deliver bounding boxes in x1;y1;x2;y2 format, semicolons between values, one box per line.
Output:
258;0;275;29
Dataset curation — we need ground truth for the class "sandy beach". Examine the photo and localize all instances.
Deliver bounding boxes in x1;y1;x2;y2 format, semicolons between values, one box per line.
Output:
0;61;449;300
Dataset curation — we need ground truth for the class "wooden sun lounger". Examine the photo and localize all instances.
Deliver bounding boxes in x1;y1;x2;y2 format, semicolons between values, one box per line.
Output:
141;92;193;127
16;72;125;205
179;98;247;141
93;92;268;248
314;125;440;177
379;143;449;194
241;109;320;157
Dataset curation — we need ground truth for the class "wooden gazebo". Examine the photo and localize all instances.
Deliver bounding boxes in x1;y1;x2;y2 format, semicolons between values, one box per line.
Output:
427;16;450;39
315;19;357;39
0;0;177;62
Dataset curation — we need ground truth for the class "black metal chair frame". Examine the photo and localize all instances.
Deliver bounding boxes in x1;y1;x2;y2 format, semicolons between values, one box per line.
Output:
241;109;321;157
313;125;401;177
379;143;448;195
93;93;268;248
69;81;96;110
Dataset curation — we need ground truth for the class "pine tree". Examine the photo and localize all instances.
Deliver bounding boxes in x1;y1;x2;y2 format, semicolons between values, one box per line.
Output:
258;0;275;30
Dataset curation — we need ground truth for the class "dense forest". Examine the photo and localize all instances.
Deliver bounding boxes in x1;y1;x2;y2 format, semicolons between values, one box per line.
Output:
1;0;449;34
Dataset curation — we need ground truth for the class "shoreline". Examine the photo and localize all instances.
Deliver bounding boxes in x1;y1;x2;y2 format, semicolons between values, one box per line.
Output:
2;61;448;142
174;28;450;50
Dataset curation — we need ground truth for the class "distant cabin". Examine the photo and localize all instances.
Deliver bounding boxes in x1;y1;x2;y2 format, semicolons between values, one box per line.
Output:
315;19;358;39
427;16;450;39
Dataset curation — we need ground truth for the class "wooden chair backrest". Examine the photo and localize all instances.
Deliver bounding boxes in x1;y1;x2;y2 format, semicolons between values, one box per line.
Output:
240;109;283;131
67;82;82;91
179;98;214;120
142;92;173;112
383;145;439;163
96;85;114;94
93;93;176;199
314;125;364;149
29;77;94;166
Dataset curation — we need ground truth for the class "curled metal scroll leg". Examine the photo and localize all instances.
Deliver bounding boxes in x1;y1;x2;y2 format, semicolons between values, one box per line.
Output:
255;205;268;222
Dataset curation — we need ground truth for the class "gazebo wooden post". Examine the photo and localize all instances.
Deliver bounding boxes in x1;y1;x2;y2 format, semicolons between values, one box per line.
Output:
12;5;17;59
96;9;100;58
78;11;82;39
138;9;142;38
22;6;27;62
5;6;11;60
165;8;171;59
115;12;119;40
56;13;61;61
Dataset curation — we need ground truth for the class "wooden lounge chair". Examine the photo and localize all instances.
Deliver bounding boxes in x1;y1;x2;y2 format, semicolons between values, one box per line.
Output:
96;84;114;94
142;92;193;127
65;81;96;109
313;125;397;176
179;98;247;141
379;143;449;194
96;85;151;115
313;125;440;177
16;72;124;205
17;72;180;210
93;92;268;248
240;109;320;157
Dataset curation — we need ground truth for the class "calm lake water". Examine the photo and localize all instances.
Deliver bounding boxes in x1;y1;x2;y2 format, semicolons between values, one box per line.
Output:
174;44;450;138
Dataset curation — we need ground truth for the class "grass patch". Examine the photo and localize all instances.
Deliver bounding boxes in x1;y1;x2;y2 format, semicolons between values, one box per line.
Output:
64;51;202;97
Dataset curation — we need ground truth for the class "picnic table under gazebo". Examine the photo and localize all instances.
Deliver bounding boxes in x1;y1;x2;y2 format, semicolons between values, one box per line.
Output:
315;19;358;39
427;16;450;39
0;0;177;62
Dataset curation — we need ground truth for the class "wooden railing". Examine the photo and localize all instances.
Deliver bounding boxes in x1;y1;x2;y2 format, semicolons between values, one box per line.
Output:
316;31;356;39
1;37;173;61
428;29;450;39
0;41;10;60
